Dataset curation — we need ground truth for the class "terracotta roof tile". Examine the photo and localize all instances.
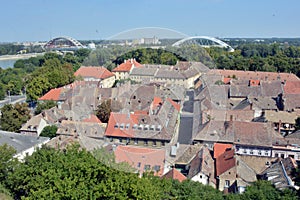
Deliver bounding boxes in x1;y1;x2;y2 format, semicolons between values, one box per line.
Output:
223;77;231;84
162;168;187;182
216;149;236;176
105;112;142;138
167;98;180;111
214;143;233;159
114;145;165;176
209;69;300;82
82;114;102;123
38;88;62;101
112;59;142;72
249;79;260;86
74;66;114;79
284;81;300;94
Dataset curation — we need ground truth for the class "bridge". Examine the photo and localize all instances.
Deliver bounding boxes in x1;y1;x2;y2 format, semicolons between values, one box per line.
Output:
172;36;234;52
44;36;86;51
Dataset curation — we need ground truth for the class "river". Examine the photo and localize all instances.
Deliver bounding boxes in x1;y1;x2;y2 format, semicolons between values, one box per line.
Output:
0;53;44;69
0;59;18;69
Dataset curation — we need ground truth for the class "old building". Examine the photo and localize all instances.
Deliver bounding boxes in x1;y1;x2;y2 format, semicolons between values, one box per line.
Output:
112;58;142;80
74;66;115;88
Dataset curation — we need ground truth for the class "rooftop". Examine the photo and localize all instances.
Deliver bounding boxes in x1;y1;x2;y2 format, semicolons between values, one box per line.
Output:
74;66;114;79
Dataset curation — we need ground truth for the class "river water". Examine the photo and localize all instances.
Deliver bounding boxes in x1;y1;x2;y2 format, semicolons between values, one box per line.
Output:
0;59;17;69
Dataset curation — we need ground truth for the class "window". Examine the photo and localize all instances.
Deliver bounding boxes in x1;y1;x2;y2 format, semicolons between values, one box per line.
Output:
144;165;151;171
153;141;156;146
137;162;141;168
144;140;148;145
114;123;119;129
258;150;262;155
153;165;160;172
275;153;279;157
250;150;254;155
264;151;269;156
225;180;230;188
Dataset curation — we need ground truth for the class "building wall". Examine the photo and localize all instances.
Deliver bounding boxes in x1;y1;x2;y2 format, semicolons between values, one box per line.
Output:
218;167;237;191
37;118;48;136
272;147;300;160
235;145;272;157
101;76;116;88
14;138;50;161
114;72;130;80
191;172;209;185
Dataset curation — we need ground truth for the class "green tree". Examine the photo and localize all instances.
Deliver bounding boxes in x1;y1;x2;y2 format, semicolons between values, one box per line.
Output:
0;103;30;132
34;100;57;115
26;76;51;101
96;100;111;123
40;125;58;138
93;148;135;173
240;180;297;200
0;144;17;183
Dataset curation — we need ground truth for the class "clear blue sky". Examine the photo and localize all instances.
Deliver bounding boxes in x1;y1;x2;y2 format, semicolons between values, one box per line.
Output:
1;0;300;42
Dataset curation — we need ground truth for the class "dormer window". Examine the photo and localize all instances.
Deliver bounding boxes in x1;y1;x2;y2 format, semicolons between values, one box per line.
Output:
156;125;162;131
125;123;130;129
132;124;138;130
144;125;149;131
114;123;119;129
150;125;155;131
120;123;124;130
138;124;144;130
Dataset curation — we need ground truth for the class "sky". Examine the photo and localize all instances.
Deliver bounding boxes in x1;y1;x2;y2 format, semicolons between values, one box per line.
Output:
1;0;300;42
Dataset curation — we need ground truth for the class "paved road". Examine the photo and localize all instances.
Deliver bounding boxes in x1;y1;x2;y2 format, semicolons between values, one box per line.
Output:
0;95;26;108
178;90;195;144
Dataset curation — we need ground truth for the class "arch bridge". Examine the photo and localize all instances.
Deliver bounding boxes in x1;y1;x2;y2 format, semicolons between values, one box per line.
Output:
172;36;234;52
44;36;86;51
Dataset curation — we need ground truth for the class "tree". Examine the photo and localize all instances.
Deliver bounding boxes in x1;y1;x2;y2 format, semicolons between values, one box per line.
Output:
26;76;51;101
96;100;111;123
34;100;57;115
0;103;30;132
40;125;58;138
93;148;135;173
0;144;17;183
240;180;297;200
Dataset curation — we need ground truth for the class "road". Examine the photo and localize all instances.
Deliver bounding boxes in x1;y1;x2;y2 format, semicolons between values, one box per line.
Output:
0;95;26;108
178;90;194;144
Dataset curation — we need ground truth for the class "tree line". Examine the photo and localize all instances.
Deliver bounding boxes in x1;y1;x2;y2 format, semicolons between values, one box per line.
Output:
0;144;297;200
0;48;91;100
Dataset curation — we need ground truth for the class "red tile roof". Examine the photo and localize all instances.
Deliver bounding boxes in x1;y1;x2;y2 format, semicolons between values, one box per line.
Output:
213;143;233;159
114;145;165;176
167;98;180;111
284;81;300;94
38;88;62;101
223;77;231;84
161;168;187;182
209;69;300;82
112;59;143;72
249;79;260;86
74;66;114;79
105;112;143;138
216;149;236;176
82;114;102;123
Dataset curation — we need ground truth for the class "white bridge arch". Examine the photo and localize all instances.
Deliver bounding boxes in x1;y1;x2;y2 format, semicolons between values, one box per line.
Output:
44;36;85;50
172;36;234;52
